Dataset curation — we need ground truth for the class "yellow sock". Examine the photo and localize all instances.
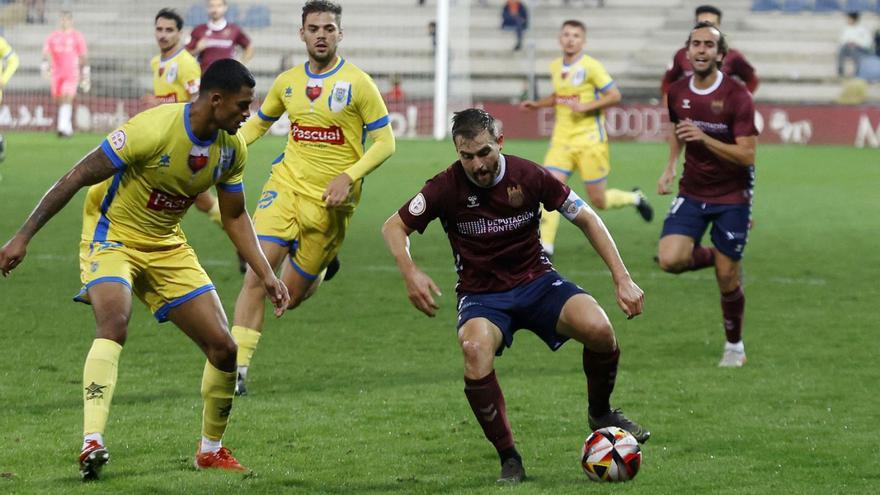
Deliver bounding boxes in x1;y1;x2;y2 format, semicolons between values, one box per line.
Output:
604;188;637;209
231;325;262;368
83;338;122;436
201;361;236;441
207;199;222;228
540;209;562;255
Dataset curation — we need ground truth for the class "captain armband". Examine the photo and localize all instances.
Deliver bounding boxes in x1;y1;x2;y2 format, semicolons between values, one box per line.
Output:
558;190;587;222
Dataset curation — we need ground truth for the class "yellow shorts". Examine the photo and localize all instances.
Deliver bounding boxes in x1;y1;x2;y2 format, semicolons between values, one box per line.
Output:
253;175;352;280
543;142;610;184
74;241;214;323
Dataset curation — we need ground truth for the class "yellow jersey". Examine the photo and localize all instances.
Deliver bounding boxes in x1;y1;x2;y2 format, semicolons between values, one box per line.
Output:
550;54;615;146
242;57;390;210
83;103;247;249
0;36;19;87
150;47;201;104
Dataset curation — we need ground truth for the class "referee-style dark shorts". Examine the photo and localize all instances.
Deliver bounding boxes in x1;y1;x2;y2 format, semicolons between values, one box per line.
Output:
456;271;588;356
661;195;751;261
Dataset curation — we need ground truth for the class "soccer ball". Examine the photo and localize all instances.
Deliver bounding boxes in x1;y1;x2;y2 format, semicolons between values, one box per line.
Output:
581;426;641;482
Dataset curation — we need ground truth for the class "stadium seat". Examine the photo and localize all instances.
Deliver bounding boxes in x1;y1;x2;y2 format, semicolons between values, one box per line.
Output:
858;55;880;81
782;0;813;12
752;0;783;11
186;5;208;27
815;0;842;10
844;0;875;12
242;5;271;29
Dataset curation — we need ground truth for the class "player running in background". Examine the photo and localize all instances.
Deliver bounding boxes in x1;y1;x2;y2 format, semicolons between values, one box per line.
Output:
661;5;759;101
0;35;20;163
657;23;758;368
521;20;652;259
42;10;88;138
187;0;253;72
150;8;244;272
230;0;395;395
382;108;649;484
0;60;289;480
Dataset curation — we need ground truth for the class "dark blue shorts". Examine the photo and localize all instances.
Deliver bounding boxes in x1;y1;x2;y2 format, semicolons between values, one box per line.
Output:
456;271;588;356
660;195;751;260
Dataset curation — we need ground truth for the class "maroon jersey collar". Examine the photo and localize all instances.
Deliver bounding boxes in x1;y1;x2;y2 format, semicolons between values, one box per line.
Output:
462;154;507;189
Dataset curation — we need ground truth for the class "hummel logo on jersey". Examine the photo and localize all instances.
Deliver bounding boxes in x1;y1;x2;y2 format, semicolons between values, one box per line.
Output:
552;279;564;287
479;404;498;422
84;382;107;401
682;99;691;109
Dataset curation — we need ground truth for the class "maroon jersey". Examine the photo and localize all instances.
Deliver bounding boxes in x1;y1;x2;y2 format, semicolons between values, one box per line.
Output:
398;154;570;294
662;47;758;94
667;72;758;204
186;20;251;72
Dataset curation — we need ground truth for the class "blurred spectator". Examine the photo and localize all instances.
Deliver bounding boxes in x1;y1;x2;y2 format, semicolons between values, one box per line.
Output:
26;0;45;24
837;12;872;77
501;0;528;51
384;74;406;103
428;21;436;54
43;10;88;138
186;0;253;72
875;28;880;57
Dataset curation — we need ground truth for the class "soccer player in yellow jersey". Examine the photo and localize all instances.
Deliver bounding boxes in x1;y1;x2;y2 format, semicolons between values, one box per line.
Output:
0;35;20;163
149;8;238;268
230;0;395;395
521;20;653;258
0;60;289;481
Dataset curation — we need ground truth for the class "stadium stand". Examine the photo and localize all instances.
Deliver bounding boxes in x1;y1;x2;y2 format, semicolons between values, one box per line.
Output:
0;0;878;107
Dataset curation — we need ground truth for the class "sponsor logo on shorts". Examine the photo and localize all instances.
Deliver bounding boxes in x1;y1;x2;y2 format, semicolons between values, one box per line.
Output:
291;122;344;144
258;190;278;209
110;130;126;150
408;193;426;216
146;189;196;212
90;261;99;273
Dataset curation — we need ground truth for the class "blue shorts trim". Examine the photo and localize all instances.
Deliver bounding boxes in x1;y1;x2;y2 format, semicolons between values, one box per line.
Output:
661;195;751;260
456;271;587;356
153;284;216;323
583;175;608;185
545;166;573;176
72;276;132;304
271;153;284;165
258;235;293;248
288;256;318;281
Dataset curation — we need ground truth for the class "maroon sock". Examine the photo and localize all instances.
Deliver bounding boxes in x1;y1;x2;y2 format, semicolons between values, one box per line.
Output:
583;347;620;418
687;246;716;271
464;370;514;453
721;286;745;343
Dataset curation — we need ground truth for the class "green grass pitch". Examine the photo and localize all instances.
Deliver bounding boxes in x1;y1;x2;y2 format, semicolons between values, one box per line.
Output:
0;133;877;494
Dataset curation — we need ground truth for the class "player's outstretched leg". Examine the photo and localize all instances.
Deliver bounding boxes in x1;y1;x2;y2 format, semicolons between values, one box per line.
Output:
459;318;525;484
632;188;654;222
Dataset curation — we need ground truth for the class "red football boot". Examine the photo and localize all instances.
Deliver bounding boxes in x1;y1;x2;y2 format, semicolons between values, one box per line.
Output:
194;444;248;472
79;439;110;481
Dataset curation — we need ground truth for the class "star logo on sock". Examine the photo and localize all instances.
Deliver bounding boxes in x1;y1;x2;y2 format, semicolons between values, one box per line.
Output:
84;382;107;401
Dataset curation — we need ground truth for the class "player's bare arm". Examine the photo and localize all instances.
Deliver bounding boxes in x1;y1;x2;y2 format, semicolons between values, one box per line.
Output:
216;187;290;316
569;204;644;319
0;149;118;276
519;93;555;111
381;213;442;317
240;44;254;64
564;85;621;114
675;121;756;166
659;131;684;195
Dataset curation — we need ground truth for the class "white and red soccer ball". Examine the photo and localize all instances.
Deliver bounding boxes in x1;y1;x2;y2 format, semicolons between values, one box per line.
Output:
581;426;641;482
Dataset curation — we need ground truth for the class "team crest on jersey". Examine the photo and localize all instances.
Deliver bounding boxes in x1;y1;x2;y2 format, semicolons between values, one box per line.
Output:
188;144;210;174
711;99;725;115
570;67;586;86
408;193;426;216
110;130;126;150
305;78;323;102
213;146;235;181
329;81;351;113
165;62;178;83
507;185;524;208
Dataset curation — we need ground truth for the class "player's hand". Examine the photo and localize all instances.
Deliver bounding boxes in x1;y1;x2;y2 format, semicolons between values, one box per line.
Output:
262;275;290;317
0;236;28;277
675;120;706;143
40;61;51;80
614;277;644;320
657;168;676;195
519;100;538;111
563;100;587;113
404;268;442;317
322;173;353;208
196;39;208;53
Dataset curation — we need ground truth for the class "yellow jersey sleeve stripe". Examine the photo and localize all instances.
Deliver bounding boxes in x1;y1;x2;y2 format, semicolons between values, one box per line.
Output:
364;115;389;131
217;182;244;193
100;140;127;170
257;109;281;122
598;80;616;93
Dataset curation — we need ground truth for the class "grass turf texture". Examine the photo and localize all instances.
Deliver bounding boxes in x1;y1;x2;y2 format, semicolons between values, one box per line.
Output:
0;133;877;494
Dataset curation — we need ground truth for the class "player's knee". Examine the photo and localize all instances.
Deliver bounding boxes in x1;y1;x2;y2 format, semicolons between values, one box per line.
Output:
657;253;687;273
96;316;129;345
459;337;493;365
589;321;617;353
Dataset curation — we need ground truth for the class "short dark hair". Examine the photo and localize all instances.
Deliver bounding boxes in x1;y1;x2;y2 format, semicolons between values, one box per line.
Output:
451;108;502;142
561;19;586;32
155;8;183;31
847;11;860;22
687;21;728;59
302;0;342;27
201;59;256;93
694;5;722;22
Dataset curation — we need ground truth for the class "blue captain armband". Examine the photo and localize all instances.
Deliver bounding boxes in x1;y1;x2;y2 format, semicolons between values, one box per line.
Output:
559;190;587;221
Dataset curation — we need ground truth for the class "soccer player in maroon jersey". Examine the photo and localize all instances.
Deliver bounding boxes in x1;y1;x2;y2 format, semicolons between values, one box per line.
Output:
657;22;758;368
382;109;649;484
186;0;253;73
661;5;758;101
